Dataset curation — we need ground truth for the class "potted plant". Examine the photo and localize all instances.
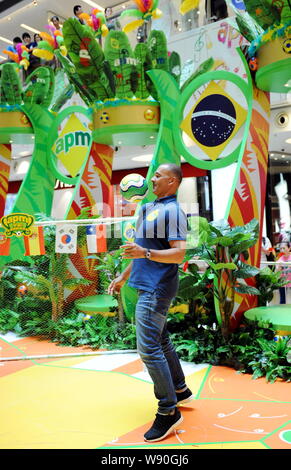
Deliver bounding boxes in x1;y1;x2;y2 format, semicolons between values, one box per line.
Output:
187;217;261;337
255;266;289;306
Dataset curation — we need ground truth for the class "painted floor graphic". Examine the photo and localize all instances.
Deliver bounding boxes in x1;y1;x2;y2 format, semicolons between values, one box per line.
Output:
0;333;290;449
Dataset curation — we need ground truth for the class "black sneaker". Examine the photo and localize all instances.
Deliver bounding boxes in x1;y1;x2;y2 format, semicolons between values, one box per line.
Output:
144;408;183;442
176;388;194;405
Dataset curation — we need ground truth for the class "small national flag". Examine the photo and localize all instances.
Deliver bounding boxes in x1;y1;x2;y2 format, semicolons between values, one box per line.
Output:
86;224;107;253
55;224;77;254
24;226;45;256
0;231;10;256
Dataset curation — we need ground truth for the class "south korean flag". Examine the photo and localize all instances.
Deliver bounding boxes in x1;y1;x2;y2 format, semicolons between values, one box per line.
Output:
55;224;77;253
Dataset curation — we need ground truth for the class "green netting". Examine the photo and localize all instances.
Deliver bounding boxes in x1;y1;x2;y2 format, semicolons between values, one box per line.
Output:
0;218;137;355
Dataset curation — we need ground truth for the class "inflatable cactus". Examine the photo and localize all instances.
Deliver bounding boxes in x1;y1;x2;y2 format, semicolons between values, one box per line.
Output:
242;0;280;29
54;50;97;106
147;30;169;99
104;30;138;99
23;67;55;107
0;63;23;105
133;42;153;99
169;51;181;86
63;18;115;101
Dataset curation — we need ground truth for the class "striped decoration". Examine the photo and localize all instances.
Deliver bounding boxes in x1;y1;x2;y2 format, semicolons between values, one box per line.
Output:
227;87;270;329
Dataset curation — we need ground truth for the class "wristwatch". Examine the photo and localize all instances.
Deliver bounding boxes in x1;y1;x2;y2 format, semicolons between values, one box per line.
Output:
145;249;151;260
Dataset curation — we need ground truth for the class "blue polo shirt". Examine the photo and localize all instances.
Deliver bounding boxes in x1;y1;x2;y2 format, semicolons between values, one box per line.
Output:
128;195;187;298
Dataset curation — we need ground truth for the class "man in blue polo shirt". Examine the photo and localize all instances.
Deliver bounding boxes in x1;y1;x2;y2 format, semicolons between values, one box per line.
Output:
108;163;193;442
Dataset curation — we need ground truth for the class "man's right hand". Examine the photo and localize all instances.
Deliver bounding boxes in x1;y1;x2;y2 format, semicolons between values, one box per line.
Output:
108;275;126;295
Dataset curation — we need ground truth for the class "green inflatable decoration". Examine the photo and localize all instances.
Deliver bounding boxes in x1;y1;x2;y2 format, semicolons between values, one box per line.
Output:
133;42;153;99
241;0;280;29
63;18;115;101
23;66;55;107
0;63;23;105
147;30;169;99
169;51;181;85
54;50;96;106
104;31;138;99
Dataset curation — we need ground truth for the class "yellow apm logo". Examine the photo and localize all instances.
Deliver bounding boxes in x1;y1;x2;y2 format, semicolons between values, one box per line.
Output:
1;213;34;237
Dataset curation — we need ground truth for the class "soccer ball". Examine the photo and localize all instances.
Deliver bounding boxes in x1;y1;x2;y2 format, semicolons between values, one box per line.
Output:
120;173;148;203
100;111;109;123
18;284;28;296
282;38;291;54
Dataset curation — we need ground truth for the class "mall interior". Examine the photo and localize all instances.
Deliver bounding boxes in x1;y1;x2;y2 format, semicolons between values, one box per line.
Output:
0;0;290;452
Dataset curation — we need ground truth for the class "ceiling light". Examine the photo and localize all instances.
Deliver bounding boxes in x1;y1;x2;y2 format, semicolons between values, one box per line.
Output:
282;155;285;158
17;160;30;174
286;138;291;144
0;36;13;44
132;154;153;162
274;158;278;160
284;80;291;87
20;24;41;34
82;0;104;11
19;151;31;157
0;55;7;60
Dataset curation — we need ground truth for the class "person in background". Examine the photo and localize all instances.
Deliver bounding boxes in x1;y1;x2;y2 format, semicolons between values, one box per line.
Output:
50;16;62;30
12;36;22;50
276;242;291;304
105;6;120;31
5;37;22;61
30;33;42;48
261;235;275;269
22;32;33;49
108;163;193;443
73;5;85;24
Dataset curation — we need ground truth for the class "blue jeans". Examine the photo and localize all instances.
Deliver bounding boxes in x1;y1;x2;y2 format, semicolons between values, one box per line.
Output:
135;290;186;414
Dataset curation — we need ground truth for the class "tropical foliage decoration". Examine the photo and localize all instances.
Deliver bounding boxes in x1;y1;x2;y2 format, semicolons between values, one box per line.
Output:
120;0;162;33
103;30;138;99
184;217;260;337
63;18;115;101
229;0;291;56
79;9;109;39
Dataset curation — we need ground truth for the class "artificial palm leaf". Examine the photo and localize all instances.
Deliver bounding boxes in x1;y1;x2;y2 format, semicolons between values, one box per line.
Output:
134;42;153;98
23;67;55;107
62;17;115;101
104;30;137;98
1;63;23;105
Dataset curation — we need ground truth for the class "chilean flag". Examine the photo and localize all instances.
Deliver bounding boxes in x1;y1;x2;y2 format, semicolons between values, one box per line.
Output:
86;224;107;254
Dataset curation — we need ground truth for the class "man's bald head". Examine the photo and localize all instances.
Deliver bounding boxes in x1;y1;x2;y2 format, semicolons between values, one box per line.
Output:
157;164;183;185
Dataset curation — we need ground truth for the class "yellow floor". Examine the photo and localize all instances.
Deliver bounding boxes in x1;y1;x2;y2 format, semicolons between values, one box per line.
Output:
1;335;291;450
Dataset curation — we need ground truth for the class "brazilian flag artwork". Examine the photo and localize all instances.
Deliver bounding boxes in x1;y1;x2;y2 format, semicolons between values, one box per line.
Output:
180;80;247;161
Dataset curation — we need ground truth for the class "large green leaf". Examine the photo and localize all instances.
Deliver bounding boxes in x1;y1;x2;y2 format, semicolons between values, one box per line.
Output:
134;42;153;99
104;30;137;98
63;17;115;100
235;262;260;279
234;283;260;295
208;261;237;271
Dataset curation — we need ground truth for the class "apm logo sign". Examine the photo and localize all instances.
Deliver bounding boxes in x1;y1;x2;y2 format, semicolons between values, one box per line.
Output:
52;114;91;178
1;213;34;237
